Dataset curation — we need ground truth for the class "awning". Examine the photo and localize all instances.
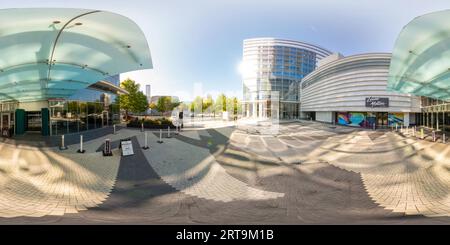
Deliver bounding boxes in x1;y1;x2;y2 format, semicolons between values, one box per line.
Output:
0;8;152;102
87;80;129;95
387;10;450;101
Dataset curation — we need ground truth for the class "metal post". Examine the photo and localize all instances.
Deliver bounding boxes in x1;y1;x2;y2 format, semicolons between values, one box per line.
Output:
421;128;424;139
175;125;179;135
77;135;85;153
60;135;68;150
433;131;436;142
395;123;398;131
167;126;171;138
443;133;446;144
400;124;403;133
113;124;116;134
141;122;144;132
436;112;439;130
158;129;163;143
373;123;375;130
143;131;149;149
412;126;415;137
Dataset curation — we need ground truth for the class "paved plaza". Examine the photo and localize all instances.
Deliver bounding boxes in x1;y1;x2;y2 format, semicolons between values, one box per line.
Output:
0;120;450;224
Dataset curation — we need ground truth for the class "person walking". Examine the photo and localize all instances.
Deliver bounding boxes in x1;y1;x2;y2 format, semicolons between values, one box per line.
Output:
179;111;184;128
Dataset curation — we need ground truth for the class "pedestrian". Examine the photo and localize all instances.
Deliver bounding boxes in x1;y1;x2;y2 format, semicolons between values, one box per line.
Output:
179;111;184;128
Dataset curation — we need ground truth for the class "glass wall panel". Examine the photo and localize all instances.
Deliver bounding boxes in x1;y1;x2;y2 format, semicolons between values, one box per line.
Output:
111;103;120;124
79;101;87;131
95;102;103;128
49;101;66;136
67;101;79;133
87;102;96;130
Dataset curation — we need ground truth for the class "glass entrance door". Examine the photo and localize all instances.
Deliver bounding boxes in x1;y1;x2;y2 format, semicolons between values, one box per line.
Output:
376;112;388;128
1;113;10;129
26;111;42;132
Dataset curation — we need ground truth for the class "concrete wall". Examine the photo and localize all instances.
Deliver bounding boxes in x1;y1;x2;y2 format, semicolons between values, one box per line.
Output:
316;111;333;123
18;101;48;111
404;112;410;127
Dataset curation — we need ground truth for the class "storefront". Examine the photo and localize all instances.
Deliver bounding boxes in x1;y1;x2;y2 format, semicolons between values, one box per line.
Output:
335;111;408;128
0;102;17;137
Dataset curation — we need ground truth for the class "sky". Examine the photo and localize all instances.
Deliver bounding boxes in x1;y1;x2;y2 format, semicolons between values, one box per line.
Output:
3;0;450;101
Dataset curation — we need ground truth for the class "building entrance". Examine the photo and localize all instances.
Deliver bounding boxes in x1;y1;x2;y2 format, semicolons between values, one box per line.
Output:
26;111;42;132
376;112;388;128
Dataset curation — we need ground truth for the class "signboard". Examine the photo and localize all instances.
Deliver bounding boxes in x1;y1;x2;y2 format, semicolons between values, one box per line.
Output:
120;139;134;156
365;97;389;108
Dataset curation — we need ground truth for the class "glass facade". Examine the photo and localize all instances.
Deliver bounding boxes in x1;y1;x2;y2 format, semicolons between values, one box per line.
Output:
48;74;120;135
242;39;331;119
49;100;119;136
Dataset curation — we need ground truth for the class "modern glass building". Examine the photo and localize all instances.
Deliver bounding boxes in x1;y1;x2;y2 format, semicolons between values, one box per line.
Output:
241;38;332;119
0;8;152;137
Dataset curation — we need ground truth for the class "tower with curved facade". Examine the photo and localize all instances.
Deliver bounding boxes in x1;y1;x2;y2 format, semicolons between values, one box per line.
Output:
241;38;332;119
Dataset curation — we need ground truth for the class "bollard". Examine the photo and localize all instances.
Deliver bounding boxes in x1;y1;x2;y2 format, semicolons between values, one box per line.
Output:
175;125;179;135
400;124;403;133
373;123;376;130
113;124;116;134
432;131;436;142
59;134;68;150
143;131;149;149
395;124;398;131
141;122;144;132
412;127;415;137
421;128;424;139
103;138;113;156
443;133;446;144
157;129;163;143
167;126;171;138
77;135;85;153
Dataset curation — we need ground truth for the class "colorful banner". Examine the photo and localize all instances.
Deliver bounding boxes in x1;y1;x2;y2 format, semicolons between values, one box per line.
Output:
337;112;368;127
388;113;404;126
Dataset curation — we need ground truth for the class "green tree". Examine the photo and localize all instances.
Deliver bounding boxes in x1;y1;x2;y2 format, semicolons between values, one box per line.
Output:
214;93;227;115
202;94;214;114
156;96;181;113
116;78;148;119
226;96;241;117
190;96;203;114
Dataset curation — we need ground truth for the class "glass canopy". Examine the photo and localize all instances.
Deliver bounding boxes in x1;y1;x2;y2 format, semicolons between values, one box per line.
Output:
387;10;450;101
0;8;152;102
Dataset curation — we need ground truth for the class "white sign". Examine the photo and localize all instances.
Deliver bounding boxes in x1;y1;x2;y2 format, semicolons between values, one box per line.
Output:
121;140;134;156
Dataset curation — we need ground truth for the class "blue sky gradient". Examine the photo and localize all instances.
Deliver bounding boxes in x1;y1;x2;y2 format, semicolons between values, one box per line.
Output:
3;0;450;101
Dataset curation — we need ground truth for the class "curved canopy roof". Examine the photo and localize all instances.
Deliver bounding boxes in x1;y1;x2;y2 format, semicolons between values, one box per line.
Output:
387;10;450;101
0;8;152;102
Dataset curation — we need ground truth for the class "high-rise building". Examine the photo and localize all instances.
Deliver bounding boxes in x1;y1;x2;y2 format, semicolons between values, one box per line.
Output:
241;38;332;119
146;84;151;101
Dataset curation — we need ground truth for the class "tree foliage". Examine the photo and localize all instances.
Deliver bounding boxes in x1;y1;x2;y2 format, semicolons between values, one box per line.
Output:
155;96;180;113
116;78;148;117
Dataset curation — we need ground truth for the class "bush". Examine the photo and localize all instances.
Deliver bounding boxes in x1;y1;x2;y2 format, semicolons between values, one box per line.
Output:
126;117;175;129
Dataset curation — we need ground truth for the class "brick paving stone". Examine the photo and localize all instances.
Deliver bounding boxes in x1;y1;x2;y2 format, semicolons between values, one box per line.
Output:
0;143;120;218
